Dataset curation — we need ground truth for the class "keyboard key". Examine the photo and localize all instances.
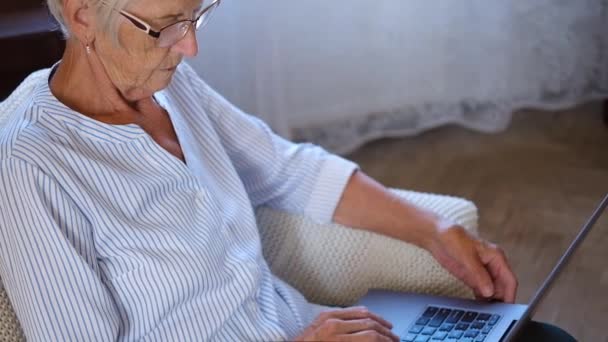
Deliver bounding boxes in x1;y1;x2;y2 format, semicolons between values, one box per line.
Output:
471;321;485;330
414;335;430;342
431;331;448;340
423;306;440;318
460;338;474;342
428;308;451;327
448;330;464;339
464;330;480;338
477;313;491;321
401;333;417;342
475;334;488;341
455;323;469;331
421;327;436;335
445;310;464;323
461;311;478;323
409;325;425;334
488;315;500;325
438;323;454;332
482;325;492;334
416;317;431;326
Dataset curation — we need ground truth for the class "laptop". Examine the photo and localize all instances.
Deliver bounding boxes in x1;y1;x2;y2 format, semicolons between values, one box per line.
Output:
356;194;608;342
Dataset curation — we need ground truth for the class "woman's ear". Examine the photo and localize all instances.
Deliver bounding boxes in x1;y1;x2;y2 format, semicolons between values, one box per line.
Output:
62;0;97;43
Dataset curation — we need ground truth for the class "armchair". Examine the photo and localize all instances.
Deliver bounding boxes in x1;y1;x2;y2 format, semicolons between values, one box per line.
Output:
0;70;477;341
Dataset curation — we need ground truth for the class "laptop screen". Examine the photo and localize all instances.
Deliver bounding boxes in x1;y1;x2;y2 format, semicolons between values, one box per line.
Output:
503;194;608;342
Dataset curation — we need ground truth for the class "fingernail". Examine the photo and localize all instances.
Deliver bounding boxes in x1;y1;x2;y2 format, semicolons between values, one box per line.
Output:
482;286;493;297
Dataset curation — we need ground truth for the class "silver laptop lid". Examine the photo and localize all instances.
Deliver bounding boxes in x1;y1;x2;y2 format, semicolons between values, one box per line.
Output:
503;194;608;342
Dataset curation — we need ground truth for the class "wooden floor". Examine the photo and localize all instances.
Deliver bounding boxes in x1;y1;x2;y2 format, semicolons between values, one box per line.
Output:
348;102;608;341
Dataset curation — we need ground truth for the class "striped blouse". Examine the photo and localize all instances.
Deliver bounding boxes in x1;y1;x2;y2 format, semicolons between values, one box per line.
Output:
0;63;357;341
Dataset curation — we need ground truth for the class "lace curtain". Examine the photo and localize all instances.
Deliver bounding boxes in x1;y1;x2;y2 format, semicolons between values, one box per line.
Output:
189;0;608;154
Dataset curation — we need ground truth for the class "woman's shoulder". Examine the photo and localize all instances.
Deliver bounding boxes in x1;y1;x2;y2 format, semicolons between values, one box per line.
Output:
0;69;57;166
0;69;51;127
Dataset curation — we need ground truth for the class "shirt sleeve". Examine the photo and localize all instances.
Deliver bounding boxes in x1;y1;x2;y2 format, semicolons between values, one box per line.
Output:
182;64;358;223
0;159;120;341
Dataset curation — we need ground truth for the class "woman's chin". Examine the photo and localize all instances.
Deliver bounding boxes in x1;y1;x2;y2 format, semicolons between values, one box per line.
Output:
124;71;177;100
150;71;177;92
162;67;178;79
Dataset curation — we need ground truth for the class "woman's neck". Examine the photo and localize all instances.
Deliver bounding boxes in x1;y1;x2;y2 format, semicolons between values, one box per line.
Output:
49;40;144;125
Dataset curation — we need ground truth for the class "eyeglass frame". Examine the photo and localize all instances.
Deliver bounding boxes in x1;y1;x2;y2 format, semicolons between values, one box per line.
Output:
111;0;221;46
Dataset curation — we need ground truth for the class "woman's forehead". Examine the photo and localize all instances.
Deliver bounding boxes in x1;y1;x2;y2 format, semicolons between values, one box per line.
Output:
128;0;207;18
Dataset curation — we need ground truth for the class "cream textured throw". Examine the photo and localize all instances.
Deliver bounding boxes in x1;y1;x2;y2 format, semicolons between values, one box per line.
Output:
257;189;477;308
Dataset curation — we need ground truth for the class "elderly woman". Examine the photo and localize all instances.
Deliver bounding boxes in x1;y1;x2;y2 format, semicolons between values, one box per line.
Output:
0;0;529;341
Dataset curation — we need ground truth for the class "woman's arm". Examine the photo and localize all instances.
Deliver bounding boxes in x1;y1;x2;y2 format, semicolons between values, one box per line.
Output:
334;170;518;303
334;171;443;249
0;159;120;341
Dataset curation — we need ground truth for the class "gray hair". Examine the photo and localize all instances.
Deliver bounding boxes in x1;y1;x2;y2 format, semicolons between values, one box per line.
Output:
46;0;131;40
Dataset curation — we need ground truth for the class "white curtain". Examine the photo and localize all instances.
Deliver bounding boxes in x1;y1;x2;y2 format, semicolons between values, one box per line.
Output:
189;0;608;154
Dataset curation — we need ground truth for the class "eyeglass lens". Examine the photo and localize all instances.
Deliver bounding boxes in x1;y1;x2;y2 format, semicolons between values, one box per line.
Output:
156;2;219;48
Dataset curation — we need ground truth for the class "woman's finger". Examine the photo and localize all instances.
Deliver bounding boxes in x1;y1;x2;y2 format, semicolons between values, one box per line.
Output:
462;249;496;299
330;318;398;341
339;330;395;342
480;245;518;303
323;306;393;329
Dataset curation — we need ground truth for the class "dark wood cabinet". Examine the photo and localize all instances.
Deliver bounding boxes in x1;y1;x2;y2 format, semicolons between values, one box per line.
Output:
0;0;45;13
0;6;65;100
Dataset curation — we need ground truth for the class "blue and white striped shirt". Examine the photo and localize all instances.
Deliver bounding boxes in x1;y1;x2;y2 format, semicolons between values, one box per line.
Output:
0;63;357;341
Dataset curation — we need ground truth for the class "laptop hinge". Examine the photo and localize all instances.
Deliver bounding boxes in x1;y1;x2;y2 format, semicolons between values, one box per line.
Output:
499;320;518;342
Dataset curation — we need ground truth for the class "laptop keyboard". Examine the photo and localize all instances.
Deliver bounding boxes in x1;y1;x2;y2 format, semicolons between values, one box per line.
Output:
400;306;501;342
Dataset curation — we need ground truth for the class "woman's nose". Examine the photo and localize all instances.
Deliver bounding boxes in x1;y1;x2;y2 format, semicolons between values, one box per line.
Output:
171;26;199;57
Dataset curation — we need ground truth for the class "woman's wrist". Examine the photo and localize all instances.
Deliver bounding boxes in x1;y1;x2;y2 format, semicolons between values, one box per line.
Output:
422;219;458;254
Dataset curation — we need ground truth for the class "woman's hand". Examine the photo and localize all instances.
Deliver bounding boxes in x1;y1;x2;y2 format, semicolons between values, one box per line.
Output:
426;222;518;303
296;307;399;342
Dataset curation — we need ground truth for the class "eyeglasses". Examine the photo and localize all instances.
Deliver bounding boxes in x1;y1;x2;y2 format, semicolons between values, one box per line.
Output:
113;0;221;48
